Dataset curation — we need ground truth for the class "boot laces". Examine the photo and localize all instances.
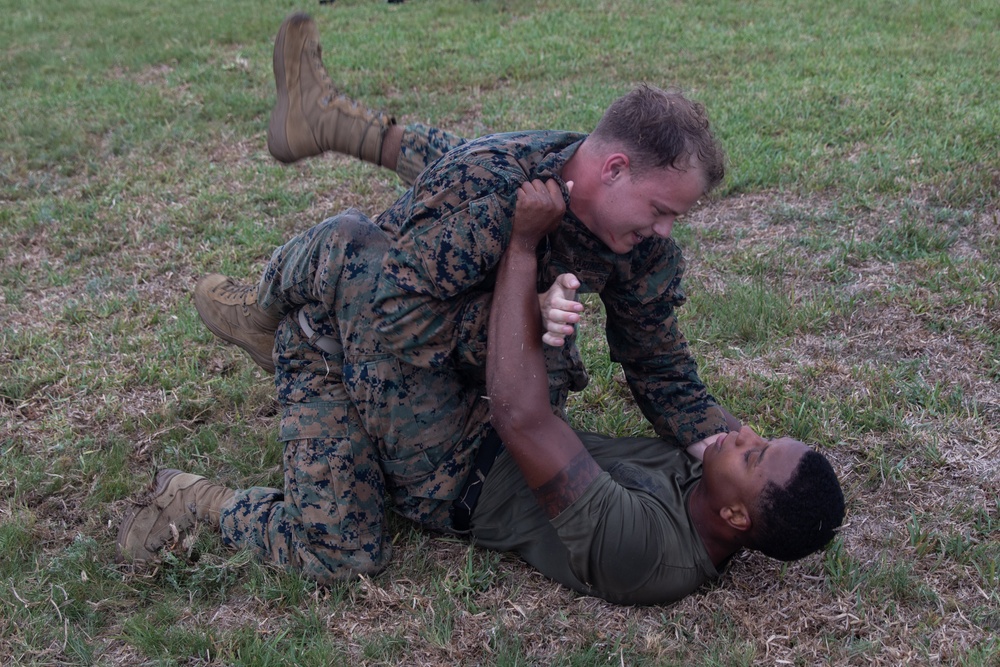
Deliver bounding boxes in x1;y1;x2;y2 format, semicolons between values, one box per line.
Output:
307;40;375;120
310;42;338;98
214;281;257;315
321;93;363;112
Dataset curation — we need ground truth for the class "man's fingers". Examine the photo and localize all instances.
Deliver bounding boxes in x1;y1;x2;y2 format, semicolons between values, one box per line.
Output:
545;178;562;199
551;274;581;309
520;178;569;205
546;301;581;323
548;322;575;337
556;272;581;295
542;332;566;347
557;272;580;288
520;178;550;194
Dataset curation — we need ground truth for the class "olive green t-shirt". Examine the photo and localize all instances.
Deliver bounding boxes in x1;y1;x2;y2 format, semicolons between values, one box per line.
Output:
469;432;720;605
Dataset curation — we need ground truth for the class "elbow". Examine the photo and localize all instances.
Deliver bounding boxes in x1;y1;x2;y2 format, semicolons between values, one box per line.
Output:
489;396;547;445
488;398;517;442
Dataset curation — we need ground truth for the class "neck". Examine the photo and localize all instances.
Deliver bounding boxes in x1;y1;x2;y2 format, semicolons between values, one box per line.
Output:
687;481;742;567
560;140;598;234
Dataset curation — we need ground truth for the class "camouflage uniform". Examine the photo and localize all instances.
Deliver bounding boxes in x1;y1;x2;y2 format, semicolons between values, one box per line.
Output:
219;124;729;582
220;211;490;581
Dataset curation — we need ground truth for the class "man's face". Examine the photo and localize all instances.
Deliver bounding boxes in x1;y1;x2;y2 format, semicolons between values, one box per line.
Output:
700;427;809;511
585;162;707;254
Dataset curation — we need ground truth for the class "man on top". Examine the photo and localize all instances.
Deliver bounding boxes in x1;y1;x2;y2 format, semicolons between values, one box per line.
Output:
200;12;740;457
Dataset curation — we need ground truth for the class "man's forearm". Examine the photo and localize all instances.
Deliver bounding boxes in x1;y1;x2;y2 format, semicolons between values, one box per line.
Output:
488;245;598;511
486;180;601;513
487;247;551;431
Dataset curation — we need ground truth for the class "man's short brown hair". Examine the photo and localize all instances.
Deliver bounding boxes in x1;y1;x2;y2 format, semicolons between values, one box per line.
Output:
591;85;726;191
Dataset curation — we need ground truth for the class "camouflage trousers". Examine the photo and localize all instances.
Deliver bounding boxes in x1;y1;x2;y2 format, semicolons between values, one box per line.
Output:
396;122;468;186
219;210;491;583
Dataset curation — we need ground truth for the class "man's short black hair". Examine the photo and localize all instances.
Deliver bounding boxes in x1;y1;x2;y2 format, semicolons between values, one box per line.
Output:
751;450;845;561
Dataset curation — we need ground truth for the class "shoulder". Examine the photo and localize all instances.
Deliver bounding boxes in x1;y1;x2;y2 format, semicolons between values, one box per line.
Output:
408;131;586;210
552;469;715;604
626;236;684;277
460;130;587;154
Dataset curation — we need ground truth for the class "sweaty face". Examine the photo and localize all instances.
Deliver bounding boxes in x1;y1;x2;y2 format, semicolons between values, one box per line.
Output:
700;427;809;512
586;163;707;254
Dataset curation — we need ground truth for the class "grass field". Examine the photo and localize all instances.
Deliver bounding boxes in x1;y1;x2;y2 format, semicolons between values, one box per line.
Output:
2;0;998;664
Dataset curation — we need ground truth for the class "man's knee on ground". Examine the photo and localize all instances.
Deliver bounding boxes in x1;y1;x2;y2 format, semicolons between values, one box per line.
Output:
295;538;391;584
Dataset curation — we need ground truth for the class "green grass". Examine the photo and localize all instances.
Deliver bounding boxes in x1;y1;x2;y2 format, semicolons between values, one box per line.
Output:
2;0;998;664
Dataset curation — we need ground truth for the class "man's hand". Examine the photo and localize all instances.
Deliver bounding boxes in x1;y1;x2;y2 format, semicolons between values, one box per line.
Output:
688;409;743;459
539;273;583;347
686;433;726;461
512;179;572;250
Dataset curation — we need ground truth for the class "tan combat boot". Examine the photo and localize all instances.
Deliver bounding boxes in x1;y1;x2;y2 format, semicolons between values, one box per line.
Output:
267;12;395;165
116;469;235;563
194;274;282;373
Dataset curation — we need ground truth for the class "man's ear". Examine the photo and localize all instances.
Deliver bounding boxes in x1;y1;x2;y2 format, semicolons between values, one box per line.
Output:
720;504;752;532
600;153;630;184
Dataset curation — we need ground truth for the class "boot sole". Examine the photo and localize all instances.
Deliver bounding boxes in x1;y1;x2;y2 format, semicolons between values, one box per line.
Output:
268;13;308;164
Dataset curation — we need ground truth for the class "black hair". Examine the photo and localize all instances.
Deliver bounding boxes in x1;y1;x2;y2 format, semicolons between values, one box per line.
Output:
751;450;845;561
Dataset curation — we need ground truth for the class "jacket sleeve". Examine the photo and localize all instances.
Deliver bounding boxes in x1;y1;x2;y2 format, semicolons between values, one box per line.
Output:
601;240;730;447
374;161;521;369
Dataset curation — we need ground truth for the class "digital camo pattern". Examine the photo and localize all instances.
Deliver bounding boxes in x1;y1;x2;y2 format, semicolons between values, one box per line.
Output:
220;340;391;580
222;212;490;582
396;122;468;186
375;128;729;445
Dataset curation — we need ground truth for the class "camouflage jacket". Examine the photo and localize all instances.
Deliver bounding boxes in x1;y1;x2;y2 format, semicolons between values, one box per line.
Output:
374;130;729;446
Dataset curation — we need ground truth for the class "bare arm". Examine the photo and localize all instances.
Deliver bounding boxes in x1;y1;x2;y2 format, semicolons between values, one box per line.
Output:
487;179;602;519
